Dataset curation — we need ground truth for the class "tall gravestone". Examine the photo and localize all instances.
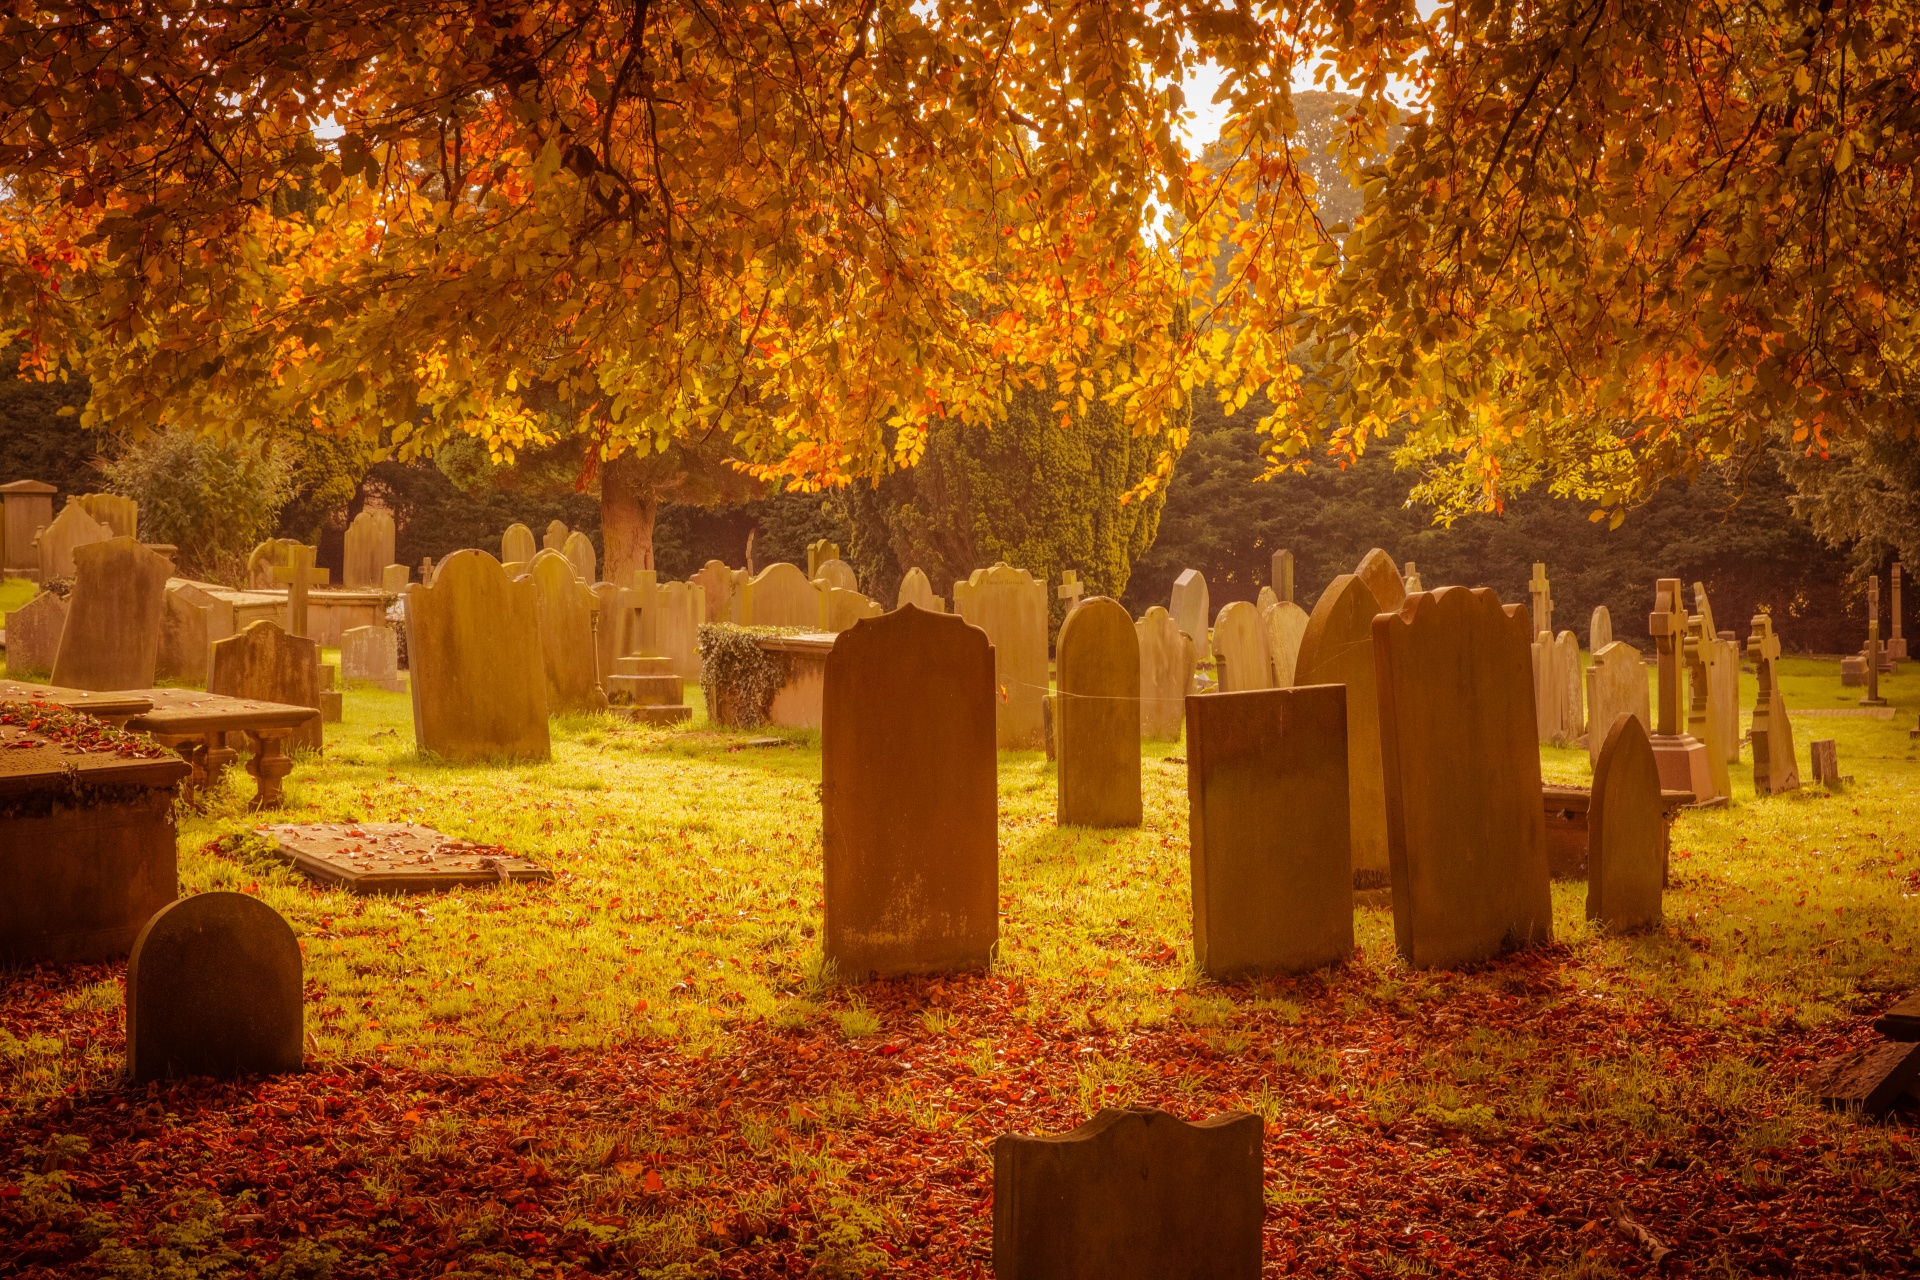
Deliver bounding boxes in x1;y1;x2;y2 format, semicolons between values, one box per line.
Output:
501;522;537;567
128;892;303;1081
1272;549;1294;604
3;590;66;676
739;562;825;628
1529;562;1554;637
562;530;597;583
1055;598;1141;828
1263;601;1309;687
1553;630;1584;739
953;563;1049;750
342;507;395;588
1135;607;1193;740
1295;573;1393;893
210;620;324;752
823;606;996;977
692;559;736;623
1169;569;1211;660
896;567;944;613
1892;562;1908;662
35;501;112;582
0;479;56;577
531;550;600;713
1373;587;1553;969
1748;614;1801;794
1585;640;1652;766
1187;684;1352;976
1685;583;1734;797
50;537;172;691
1210;600;1271;692
1648;578;1713;799
1587;713;1665;932
406;550;550;761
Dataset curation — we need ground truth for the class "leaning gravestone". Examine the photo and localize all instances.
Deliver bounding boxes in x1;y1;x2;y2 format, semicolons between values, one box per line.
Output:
34;501;112;581
530;550;601;714
1263;601;1309;687
258;822;550;892
51;537;172;692
341;625;404;692
1585;640;1652;766
1373;587;1553;969
824;606;997;978
342;507;396;588
501;522;538;567
994;1107;1262;1280
1295;573;1393;894
1587;713;1664;932
209;620;324;752
562;530;597;583
1055;598;1141;828
406;550;550;762
896;567;944;613
127;891;303;1081
1210;601;1271;693
3;591;66;676
1187;685;1352;976
1170;569;1211;660
953;563;1050;750
1135;607;1193;740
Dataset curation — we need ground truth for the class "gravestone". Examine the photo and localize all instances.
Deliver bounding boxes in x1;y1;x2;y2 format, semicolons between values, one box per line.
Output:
562;530;597;583
406;550;550;762
815;558;858;593
1585;640;1652;766
342;507;395;588
738;562;825;628
1590;605;1613;654
50;537;172;691
1373;587;1553;969
1748;614;1800;794
501;522;537;566
341;625;404;692
806;538;841;578
35;501;112;581
1210;600;1272;692
994;1107;1262;1280
3;591;66;676
156;580;216;684
0;479;56;577
1135;607;1194;740
209;620;323;752
897;567;944;613
692;559;737;623
1810;738;1841;787
1055;598;1141;828
543;519;569;552
1528;562;1554;637
1681;592;1732;801
1692;581;1742;768
73;492;138;539
953;563;1050;750
1586;713;1664;932
1403;561;1423;592
269;543;328;638
1354;547;1406;614
654;579;706;681
1554;630;1583;739
824;586;883;633
127;892;302;1081
1170;569;1211;660
530;550;600;713
1255;585;1278;615
1648;579;1713;799
1187;684;1352;976
823;606;997;977
1807;1041;1920;1117
1056;570;1087;622
245;537;302;589
1263;601;1310;687
1862;573;1887;707
258;821;550;892
381;563;409;594
1295;573;1393;893
1272;549;1294;604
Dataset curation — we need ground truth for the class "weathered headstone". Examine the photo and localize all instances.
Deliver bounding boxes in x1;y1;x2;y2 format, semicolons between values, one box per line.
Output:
1553;630;1583;739
1892;561;1907;662
806;538;841;578
1210;600;1272;693
1528;562;1554;637
896;567;944;613
815;558;858;593
543;519;570;552
34;501;112;582
1586;713;1664;931
0;479;57;577
823;606;997;977
245;537;299;589
270;543;328;639
342;507;396;588
954;563;1050;750
50;537;172;691
381;563;409;594
1354;547;1406;614
994;1107;1262;1280
530;550;601;713
3;591;66;676
258;822;550;892
1809;738;1841;787
1170;569;1211;660
72;492;138;539
1648;578;1713;800
1055;598;1141;828
1135;606;1194;740
1747;614;1800;795
155;579;239;684
1295;573;1393;893
1263;601;1309;687
824;586;883;632
1255;585;1278;615
1372;587;1553;969
692;559;737;623
1590;605;1613;654
1691;582;1742;770
405;550;550;762
209;620;323;752
1187;684;1352;976
1862;572;1887;707
648;579;706;681
1272;549;1294;604
501;522;538;566
127;891;303;1081
1681;590;1733;801
738;562;826;628
562;530;597;583
341;625;404;692
1585;640;1652;766
1807;1041;1920;1117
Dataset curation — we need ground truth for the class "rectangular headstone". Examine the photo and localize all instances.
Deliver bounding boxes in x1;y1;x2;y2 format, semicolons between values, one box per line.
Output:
1135;607;1193;740
953;563;1049;750
2;591;67;677
209;619;324;753
342;508;396;588
405;550;550;762
1056;598;1141;827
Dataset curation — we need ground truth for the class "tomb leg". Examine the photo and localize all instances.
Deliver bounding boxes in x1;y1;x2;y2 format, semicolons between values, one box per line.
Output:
243;729;294;809
149;733;208;799
202;734;239;791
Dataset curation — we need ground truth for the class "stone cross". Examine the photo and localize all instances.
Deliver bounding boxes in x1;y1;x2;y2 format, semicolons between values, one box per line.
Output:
1864;573;1886;706
271;544;329;639
1272;550;1294;604
1403;560;1422;592
1056;570;1085;613
419;556;434;582
1529;563;1553;638
1748;614;1781;711
1649;578;1687;736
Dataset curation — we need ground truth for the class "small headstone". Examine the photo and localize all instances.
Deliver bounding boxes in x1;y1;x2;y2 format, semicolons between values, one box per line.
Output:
342;508;396;588
815;558;858;593
1840;655;1867;687
1255;585;1278;616
1403;561;1423;592
530;550;601;713
562;530;597;583
405;550;550;762
692;559;737;623
127;892;303;1082
1135;607;1194;740
502;523;537;565
1263;601;1310;687
1590;605;1613;655
258;822;550;892
1585;640;1652;766
543;519;570;552
1055;598;1141;828
3;591;67;676
824;606;997;977
50;537;172;691
1170;569;1211;660
209;620;323;752
738;561;826;628
381;563;409;594
824;586;883;633
1187;684;1352;976
1296;573;1393;893
1587;713;1664;932
1272;549;1294;604
1806;1040;1920;1116
1210;600;1272;692
896;566;944;613
953;563;1050;750
994;1107;1262;1280
34;501;112;581
341;625;404;692
1810;738;1841;787
1354;547;1407;614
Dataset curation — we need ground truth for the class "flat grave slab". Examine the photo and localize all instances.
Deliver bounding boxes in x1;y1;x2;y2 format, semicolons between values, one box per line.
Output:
256;821;550;893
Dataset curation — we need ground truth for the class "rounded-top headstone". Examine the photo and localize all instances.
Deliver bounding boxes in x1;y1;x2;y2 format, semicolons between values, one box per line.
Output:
127;891;303;1081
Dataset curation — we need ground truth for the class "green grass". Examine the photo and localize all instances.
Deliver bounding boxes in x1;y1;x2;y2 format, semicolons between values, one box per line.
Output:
0;576;37;621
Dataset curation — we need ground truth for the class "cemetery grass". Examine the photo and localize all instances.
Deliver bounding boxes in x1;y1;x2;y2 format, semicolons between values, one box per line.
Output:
0;660;1917;1276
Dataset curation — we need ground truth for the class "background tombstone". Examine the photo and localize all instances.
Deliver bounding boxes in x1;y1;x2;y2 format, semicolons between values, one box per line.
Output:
127;892;302;1082
1553;630;1584;740
1210;600;1272;692
35;501;112;581
1403;561;1423;592
1748;614;1801;794
1692;582;1742;765
1354;547;1407;614
1585;640;1653;766
1587;713;1665;932
1272;549;1294;603
1055;598;1141;828
1648;578;1713;799
693;560;736;623
270;543;328;638
1255;585;1278;614
562;530;598;583
155;582;214;684
0;479;57;577
246;536;301;589
3;591;67;676
381;563;410;593
72;492;138;539
341;625;404;692
342;507;396;588
210;620;324;751
531;550;601;713
50;537;172;691
1263;601;1310;687
1373;587;1554;969
1591;605;1614;654
994;1107;1263;1280
1529;562;1554;636
1135;606;1194;740
1892;562;1907;661
1187;684;1352;976
953;563;1049;750
406;550;551;762
1170;569;1211;660
1295;573;1393;895
896;567;944;613
806;538;841;578
815;558;858;593
824;587;883;633
651;580;706;680
739;561;826;628
543;519;569;552
501;523;537;566
823;606;997;977
1056;570;1087;620
1682;598;1732;801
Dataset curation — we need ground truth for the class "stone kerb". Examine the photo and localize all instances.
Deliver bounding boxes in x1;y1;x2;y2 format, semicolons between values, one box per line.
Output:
127;891;303;1081
531;550;600;713
1294;572;1393;894
1135;606;1193;740
51;536;173;692
1587;712;1665;932
405;549;550;762
1055;597;1142;828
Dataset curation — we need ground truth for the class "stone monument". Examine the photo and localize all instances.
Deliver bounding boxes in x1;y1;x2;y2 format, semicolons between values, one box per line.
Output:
1585;640;1652;767
1210;600;1272;693
342;507;395;588
3;590;66;676
1295;573;1393;895
1170;569;1211;660
1055;598;1141;828
1586;713;1665;932
501;522;537;567
127;892;303;1081
562;530;597;583
953;563;1050;750
1135;606;1194;740
50;537;172;691
34;501;112;582
1263;600;1310;687
1748;614;1801;795
209;620;324;752
405;550;550;762
896;567;944;613
530;550;601;714
1647;578;1713;800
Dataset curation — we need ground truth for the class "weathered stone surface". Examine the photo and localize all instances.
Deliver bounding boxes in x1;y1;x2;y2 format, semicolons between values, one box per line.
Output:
806;538;841;577
3;590;66;676
342;508;395;588
1055;598;1141;828
823;606;997;977
531;550;600;713
994;1107;1263;1280
1590;605;1613;653
815;558;858;592
1649;579;1714;801
72;492;138;539
896;567;944;613
381;563;409;593
501;523;537;565
1587;713;1664;932
0;479;56;576
258;821;550;892
692;560;738;623
1554;631;1583;739
1263;601;1309;688
127;891;303;1081
1187;684;1352;976
1170;569;1211;660
1295;573;1392;890
341;625;402;691
51;537;172;692
1711;637;1742;763
1807;1040;1920;1116
562;530;597;583
739;562;825;628
1135;607;1193;740
245;537;301;589
35;501;112;581
653;579;706;681
544;519;570;552
1354;548;1406;615
1255;585;1277;614
1211;601;1272;693
824;587;883;633
1747;616;1800;795
1585;641;1652;766
1810;738;1841;786
209;620;324;753
1873;993;1920;1040
1272;549;1295;603
953;563;1049;750
405;550;550;762
155;580;215;684
1373;587;1553;969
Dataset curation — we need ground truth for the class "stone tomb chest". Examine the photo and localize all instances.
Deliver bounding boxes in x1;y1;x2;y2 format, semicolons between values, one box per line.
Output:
0;699;189;963
256;822;550;893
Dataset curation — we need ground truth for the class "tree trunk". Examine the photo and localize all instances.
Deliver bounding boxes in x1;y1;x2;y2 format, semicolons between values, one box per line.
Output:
600;454;658;584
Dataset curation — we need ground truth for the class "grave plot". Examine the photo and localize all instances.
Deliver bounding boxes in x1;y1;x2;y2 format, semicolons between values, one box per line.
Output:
255;821;551;892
